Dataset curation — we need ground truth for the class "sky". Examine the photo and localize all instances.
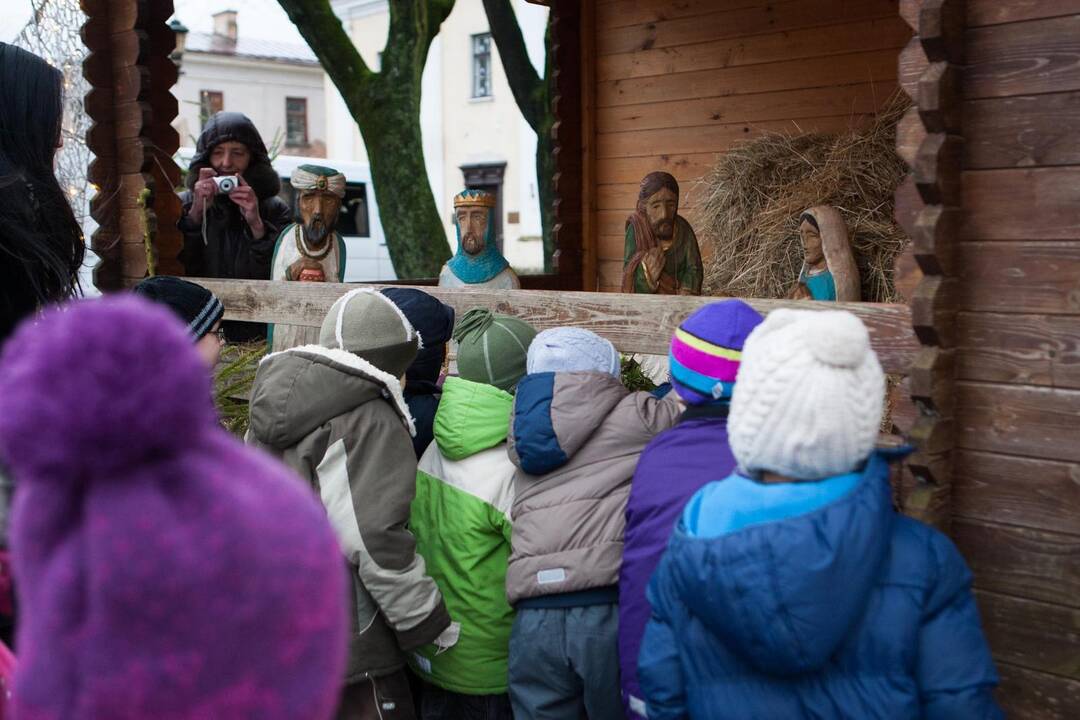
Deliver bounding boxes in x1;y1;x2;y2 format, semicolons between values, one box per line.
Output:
0;0;305;44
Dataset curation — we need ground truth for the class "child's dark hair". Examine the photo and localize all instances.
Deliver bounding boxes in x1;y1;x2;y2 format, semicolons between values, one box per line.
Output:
0;43;84;342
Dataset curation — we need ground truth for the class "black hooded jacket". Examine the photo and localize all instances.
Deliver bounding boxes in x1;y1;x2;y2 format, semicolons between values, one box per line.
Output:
178;112;291;281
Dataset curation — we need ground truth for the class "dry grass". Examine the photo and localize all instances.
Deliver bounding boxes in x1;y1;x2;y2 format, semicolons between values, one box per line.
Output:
697;92;911;302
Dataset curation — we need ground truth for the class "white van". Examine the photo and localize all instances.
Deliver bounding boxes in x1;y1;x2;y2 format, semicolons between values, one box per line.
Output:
175;149;397;282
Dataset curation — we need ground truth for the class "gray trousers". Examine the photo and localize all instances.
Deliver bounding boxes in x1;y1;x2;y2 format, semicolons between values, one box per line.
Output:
508;604;622;720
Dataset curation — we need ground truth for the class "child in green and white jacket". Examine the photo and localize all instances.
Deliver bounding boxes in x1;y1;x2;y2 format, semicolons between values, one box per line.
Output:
410;308;538;719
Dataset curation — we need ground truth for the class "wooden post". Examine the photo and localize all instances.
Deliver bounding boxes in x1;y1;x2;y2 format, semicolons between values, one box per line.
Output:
82;0;183;290
547;0;585;291
894;0;965;531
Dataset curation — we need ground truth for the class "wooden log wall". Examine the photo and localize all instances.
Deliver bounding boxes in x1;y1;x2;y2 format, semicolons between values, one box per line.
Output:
591;0;911;291
82;0;183;290
950;2;1080;717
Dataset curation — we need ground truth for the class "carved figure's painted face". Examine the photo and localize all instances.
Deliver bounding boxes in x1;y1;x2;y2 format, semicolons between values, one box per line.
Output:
457;205;489;255
646;187;678;240
210;141;251;176
299;190;342;246
800;218;825;265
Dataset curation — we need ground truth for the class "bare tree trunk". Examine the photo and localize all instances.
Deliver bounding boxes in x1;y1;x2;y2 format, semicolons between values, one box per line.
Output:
277;0;453;279
482;0;556;272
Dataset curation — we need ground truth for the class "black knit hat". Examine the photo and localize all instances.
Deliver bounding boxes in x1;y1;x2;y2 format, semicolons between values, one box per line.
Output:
132;276;224;340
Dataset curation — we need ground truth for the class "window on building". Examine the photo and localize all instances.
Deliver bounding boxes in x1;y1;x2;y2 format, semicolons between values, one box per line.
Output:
199;90;223;128
472;33;492;98
286;97;308;147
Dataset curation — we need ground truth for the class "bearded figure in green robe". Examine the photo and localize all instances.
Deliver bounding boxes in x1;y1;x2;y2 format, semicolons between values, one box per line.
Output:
622;172;703;295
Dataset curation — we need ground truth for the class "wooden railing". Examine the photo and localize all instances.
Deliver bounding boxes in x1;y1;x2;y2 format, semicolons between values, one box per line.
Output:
195;278;918;376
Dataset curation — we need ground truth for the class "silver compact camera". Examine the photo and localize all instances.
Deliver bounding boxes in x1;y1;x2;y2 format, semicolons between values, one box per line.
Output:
212;175;240;194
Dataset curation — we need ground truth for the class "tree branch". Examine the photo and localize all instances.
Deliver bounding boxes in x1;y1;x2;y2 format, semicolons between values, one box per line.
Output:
482;0;544;130
276;0;373;105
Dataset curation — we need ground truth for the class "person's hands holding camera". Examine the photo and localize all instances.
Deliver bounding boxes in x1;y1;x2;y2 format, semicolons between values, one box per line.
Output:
228;175;265;239
188;167;218;223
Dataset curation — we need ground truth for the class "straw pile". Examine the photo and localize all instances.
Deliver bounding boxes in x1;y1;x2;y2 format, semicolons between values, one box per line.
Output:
697;92;910;302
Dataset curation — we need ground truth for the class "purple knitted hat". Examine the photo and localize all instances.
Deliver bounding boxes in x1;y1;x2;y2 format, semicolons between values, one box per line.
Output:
0;297;348;720
669;300;764;405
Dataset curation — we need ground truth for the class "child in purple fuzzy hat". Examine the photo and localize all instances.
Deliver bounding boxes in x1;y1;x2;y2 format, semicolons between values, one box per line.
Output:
0;296;348;720
618;299;763;718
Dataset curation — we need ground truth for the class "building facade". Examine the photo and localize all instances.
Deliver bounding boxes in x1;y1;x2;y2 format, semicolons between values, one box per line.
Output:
328;0;547;274
172;10;328;158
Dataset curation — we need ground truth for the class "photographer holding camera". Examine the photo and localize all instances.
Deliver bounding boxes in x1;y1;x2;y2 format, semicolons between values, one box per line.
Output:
178;112;291;341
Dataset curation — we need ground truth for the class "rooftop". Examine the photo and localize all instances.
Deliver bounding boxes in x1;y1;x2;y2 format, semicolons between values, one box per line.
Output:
184;31;320;66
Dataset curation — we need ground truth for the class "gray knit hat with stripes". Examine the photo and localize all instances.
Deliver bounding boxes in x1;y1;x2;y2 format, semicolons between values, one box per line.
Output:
453;308;537;393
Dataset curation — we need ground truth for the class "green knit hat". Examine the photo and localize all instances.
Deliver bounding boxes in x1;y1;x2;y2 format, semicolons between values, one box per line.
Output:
453;308;537;393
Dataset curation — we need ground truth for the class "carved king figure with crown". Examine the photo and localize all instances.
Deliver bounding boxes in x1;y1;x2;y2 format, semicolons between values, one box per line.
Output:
438;189;520;290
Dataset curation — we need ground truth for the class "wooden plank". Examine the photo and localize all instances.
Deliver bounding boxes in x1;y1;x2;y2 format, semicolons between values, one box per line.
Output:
957;381;1080;463
581;0;598;292
957;242;1080;315
597;17;910;82
955;518;1080;608
962;168;1080;240
597;115;864;159
957;312;1080;389
898;36;929;101
955;450;1080;535
965;92;1080;169
976;589;1080;678
596;49;899;108
968;0;1080;28
194;278;919;374
597;82;894;134
966;16;1080;100
997;662;1080;720
595;153;717;186
598;0;899;56
595;0;762;31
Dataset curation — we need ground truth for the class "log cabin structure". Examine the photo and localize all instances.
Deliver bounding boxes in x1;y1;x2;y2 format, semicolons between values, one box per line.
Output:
82;0;1080;716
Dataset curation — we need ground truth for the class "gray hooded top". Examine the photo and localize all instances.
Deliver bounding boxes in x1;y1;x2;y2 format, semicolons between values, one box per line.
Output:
505;371;682;605
247;342;450;681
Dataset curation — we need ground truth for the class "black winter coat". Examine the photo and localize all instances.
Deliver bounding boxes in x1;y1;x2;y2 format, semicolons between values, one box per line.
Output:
178;112;292;281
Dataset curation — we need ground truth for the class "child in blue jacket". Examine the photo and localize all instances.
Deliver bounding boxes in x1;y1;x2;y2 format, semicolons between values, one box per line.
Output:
639;308;1002;720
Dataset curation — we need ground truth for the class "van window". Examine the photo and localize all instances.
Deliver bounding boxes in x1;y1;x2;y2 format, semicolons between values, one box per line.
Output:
338;184;370;238
278;180;371;238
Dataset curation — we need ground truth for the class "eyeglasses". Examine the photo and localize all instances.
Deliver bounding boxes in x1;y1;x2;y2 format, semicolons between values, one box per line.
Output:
214;327;227;343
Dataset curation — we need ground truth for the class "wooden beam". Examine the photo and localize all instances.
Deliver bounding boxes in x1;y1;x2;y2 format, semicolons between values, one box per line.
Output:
957;381;1080;464
997;662;1080;720
965;16;1080;100
954;453;1080;536
975;589;1080;678
964;92;1080;170
193;279;919;375
957;312;1080;390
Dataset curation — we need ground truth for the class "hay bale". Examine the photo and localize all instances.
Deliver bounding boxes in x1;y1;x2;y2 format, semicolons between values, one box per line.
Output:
697;93;911;303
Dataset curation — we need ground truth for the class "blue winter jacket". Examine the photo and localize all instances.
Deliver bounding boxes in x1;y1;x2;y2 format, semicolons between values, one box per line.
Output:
638;451;1002;720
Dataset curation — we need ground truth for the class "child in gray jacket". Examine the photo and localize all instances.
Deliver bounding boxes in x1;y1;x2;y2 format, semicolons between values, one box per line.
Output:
506;327;682;719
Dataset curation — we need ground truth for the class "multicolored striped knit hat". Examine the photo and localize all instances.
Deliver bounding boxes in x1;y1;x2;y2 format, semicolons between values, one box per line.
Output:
669;300;764;405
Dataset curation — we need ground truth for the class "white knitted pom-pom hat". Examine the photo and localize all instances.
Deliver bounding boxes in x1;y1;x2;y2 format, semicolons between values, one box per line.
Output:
728;308;885;480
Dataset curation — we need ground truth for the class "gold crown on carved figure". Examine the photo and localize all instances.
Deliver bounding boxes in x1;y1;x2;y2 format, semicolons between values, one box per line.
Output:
453;189;497;208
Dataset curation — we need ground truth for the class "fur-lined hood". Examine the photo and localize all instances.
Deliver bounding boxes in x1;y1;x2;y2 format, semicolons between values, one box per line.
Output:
248;344;415;450
185;111;281;200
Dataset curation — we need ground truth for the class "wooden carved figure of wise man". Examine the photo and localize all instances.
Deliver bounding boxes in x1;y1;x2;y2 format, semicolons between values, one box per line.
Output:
787;205;860;302
622;171;703;295
269;164;348;350
438;189;520;290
